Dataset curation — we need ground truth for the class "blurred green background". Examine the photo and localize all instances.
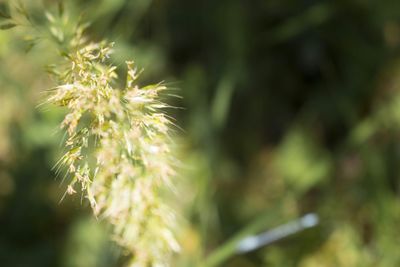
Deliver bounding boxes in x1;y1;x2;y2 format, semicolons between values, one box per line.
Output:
2;0;400;266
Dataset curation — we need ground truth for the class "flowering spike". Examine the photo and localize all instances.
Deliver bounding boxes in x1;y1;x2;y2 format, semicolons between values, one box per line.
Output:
43;12;180;267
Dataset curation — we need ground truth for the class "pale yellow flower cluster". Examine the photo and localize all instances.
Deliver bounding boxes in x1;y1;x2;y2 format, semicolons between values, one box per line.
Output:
48;38;179;267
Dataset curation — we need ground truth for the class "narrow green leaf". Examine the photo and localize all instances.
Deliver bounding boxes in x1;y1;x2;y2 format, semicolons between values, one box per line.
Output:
0;10;11;19
58;1;64;17
0;4;11;19
0;23;17;30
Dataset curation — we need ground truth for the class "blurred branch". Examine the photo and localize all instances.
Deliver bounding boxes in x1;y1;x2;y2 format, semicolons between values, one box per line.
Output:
237;213;319;254
200;213;319;267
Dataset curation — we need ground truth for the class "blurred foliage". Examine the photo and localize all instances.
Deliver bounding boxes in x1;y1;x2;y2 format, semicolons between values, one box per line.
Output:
1;0;400;266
